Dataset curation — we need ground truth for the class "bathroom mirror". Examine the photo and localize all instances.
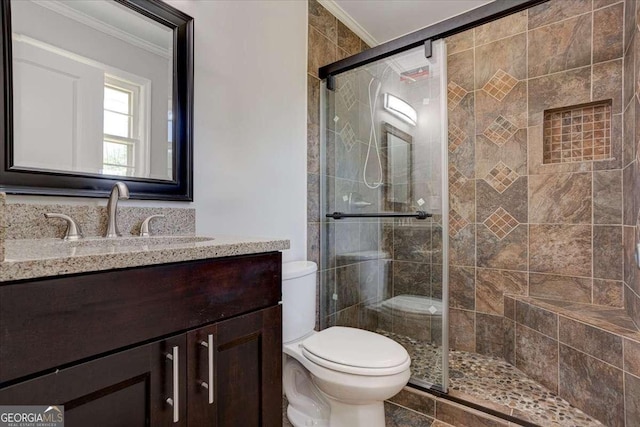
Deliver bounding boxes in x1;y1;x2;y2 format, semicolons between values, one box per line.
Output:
0;0;193;200
381;122;412;210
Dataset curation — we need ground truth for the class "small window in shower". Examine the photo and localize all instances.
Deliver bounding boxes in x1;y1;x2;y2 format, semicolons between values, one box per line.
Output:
542;100;612;164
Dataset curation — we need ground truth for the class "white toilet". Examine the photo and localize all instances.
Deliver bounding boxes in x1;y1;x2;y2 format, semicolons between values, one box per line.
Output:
282;261;411;427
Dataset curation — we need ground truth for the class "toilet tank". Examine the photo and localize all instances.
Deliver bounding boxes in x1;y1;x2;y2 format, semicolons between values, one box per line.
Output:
282;261;318;343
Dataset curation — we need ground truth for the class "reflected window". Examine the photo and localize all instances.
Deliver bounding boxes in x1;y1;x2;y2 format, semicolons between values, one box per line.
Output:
102;76;143;176
167;99;173;178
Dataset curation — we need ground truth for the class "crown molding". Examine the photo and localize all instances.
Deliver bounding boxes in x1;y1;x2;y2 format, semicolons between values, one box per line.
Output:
317;0;379;47
33;0;171;59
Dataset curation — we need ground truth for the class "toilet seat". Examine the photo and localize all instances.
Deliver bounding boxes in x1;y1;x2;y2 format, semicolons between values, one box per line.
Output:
301;327;410;376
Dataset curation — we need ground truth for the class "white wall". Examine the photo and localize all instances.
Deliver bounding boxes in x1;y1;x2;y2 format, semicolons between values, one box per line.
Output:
169;0;307;262
8;1;309;263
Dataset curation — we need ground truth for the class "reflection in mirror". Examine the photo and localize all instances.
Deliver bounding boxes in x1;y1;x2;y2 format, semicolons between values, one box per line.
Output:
11;0;174;180
381;122;412;210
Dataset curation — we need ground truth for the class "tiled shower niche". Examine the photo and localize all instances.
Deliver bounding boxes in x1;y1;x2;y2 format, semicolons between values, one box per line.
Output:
543;100;612;164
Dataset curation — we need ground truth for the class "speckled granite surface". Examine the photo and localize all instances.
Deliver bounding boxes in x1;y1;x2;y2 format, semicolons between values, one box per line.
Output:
0;193;5;261
0;196;288;282
1;235;289;282
4;203;195;239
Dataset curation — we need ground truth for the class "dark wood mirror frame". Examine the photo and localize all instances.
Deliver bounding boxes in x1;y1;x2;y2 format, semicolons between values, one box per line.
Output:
0;0;194;201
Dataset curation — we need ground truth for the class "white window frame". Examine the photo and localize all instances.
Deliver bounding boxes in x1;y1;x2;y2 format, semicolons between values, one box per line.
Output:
102;74;151;177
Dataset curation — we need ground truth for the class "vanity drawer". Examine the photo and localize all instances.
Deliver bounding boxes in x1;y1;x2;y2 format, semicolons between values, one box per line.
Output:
0;252;281;384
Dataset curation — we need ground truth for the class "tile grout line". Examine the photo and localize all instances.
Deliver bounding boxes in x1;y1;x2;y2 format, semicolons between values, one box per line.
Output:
519;299;640;341
621;0;630;342
623;327;627;427
529;2;623;34
591;2;596;305
459;2;622;54
525;8;531;302
385;399;436;421
529;63;594;82
472;25;478;353
520;9;531;376
557;314;626;370
557;305;561;395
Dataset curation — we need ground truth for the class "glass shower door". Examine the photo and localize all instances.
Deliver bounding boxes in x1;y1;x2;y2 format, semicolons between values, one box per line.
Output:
319;41;449;391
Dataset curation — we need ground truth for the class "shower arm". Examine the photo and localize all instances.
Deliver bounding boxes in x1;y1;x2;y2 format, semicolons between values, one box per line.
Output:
326;211;431;220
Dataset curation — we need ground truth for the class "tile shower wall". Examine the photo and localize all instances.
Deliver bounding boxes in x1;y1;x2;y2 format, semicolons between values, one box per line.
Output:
446;0;628;356
306;0;368;327
503;295;640;426
622;0;640;333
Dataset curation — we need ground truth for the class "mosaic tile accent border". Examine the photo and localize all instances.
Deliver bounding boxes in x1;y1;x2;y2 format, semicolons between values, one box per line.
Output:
448;165;468;194
339;78;357;110
448;124;467;153
449;209;469;237
339;122;356;151
484;207;518;239
483;115;518;146
484;162;519;193
482;69;518;102
543;100;613;164
447;81;468;111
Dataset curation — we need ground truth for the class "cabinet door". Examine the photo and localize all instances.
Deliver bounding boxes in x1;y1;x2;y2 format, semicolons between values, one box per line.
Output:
0;335;187;427
187;305;282;427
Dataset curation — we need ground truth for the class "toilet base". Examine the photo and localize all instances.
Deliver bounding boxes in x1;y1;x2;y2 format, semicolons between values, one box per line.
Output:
287;404;329;427
286;397;386;427
327;399;385;427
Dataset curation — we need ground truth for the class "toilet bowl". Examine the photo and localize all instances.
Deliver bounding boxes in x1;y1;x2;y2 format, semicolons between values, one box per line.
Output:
282;261;411;427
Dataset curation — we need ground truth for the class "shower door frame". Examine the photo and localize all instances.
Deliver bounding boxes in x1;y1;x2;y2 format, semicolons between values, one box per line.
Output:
319;40;449;392
319;0;549;80
317;0;551;397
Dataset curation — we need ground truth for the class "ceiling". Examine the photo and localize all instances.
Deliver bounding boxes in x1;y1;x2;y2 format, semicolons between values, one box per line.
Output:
325;0;494;45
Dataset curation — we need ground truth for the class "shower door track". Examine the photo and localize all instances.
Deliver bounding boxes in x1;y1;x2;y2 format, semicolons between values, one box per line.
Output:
419;386;540;427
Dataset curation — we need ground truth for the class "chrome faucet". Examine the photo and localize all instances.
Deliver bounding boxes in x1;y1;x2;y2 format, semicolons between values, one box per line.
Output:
105;182;130;238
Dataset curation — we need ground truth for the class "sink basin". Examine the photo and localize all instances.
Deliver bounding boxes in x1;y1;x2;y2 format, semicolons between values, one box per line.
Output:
67;236;214;248
3;236;216;262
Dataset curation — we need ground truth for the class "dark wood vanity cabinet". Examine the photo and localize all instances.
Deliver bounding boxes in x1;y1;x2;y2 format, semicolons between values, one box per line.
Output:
0;334;188;426
0;252;283;427
187;306;282;426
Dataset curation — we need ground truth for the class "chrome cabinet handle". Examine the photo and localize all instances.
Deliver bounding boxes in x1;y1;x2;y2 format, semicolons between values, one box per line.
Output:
165;346;179;423
199;334;214;404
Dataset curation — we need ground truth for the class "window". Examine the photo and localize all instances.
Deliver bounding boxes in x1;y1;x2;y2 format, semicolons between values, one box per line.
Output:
103;76;141;176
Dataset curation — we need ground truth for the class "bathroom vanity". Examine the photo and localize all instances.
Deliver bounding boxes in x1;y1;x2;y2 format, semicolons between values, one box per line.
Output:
0;235;288;427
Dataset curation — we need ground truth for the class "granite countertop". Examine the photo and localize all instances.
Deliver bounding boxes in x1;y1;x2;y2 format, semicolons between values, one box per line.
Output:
0;235;290;282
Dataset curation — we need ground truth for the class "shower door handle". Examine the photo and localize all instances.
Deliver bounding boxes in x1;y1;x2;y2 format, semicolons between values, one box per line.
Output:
326;211;431;220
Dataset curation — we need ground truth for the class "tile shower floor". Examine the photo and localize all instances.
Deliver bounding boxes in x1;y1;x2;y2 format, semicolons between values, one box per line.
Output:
381;331;604;427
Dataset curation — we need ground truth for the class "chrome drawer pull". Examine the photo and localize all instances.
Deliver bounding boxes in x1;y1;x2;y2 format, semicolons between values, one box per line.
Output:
200;334;214;404
166;346;179;423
